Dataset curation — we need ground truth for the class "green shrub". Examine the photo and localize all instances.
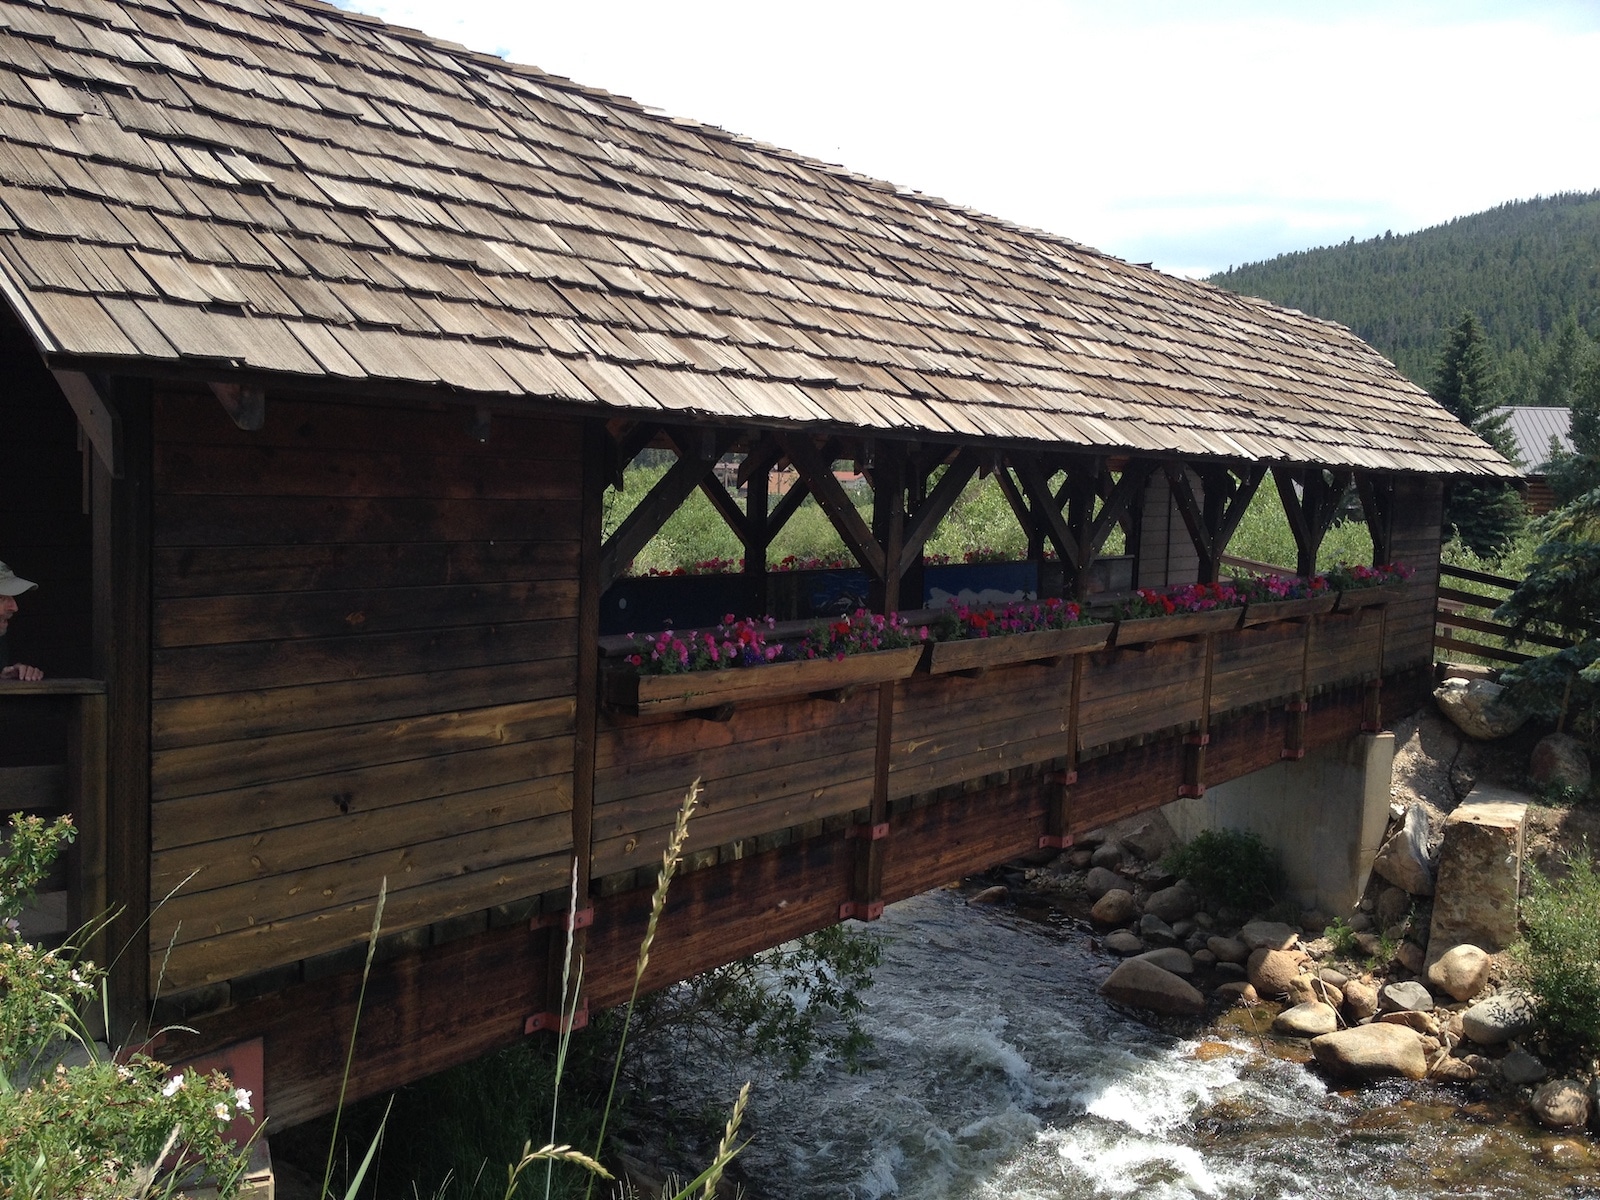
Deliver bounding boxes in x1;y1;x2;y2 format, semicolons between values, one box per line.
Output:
1163;828;1282;912
1513;849;1600;1056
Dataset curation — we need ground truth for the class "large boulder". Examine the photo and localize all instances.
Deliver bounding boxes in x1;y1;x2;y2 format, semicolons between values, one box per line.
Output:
1139;913;1178;947
1530;733;1591;793
1378;980;1435;1013
1274;1001;1339;1037
1091;889;1138;926
1462;990;1538;1046
1342;978;1379;1021
1532;1080;1591;1129
1426;944;1492;1003
1434;678;1527;741
1500;1049;1548;1086
1132;947;1195;976
1207;935;1249;965
1371;804;1437;896
1311;1025;1428;1081
1091;840;1125;868
1084;866;1125;901
1428;789;1527;955
1099;958;1205;1016
1143;882;1198;924
1103;929;1145;956
1247;948;1304;998
1239;920;1298;951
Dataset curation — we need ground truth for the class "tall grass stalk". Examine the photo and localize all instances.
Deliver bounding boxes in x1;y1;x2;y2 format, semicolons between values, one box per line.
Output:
544;857;584;1200
321;877;389;1200
585;781;701;1200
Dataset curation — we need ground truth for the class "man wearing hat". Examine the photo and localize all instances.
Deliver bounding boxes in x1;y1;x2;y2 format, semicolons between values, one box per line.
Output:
0;561;43;681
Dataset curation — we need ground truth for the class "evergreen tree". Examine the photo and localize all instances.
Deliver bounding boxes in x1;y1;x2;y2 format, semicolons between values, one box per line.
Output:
1430;314;1525;558
1546;351;1600;504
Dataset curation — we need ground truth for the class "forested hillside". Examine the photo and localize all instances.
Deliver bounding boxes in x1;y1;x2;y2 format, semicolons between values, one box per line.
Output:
1209;192;1600;399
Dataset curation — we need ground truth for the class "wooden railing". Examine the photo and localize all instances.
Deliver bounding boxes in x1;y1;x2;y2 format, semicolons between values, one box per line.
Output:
1432;564;1567;665
0;680;107;958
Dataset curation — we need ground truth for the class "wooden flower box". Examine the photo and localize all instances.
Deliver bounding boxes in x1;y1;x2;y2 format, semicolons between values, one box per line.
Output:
1239;593;1339;627
1334;583;1411;612
1112;606;1243;647
601;644;927;716
922;623;1111;675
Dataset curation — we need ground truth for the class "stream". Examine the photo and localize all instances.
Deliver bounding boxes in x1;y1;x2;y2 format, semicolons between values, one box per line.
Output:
637;889;1600;1199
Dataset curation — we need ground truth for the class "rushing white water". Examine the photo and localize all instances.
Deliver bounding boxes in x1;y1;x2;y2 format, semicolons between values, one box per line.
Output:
639;888;1599;1199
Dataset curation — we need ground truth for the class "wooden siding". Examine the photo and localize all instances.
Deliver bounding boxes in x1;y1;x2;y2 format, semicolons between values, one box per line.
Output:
147;391;580;991
1384;477;1446;675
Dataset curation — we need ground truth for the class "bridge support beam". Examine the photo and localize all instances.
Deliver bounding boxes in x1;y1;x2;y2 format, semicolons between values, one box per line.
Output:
1162;730;1395;915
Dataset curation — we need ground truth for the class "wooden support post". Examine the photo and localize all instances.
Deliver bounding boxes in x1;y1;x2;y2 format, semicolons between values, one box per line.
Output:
1356;473;1397;566
1284;612;1316;760
598;430;734;589
778;434;886;581
1273;466;1350;578
535;419;608;1033
96;377;151;1040
745;455;770;617
846;451;904;922
1041;654;1085;849
65;689;108;971
1180;634;1218;797
1363;605;1389;732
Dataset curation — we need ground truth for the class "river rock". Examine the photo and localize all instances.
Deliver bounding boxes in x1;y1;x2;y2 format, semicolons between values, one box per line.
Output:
1379;980;1435;1013
1214;981;1257;1004
1084;866;1125;901
1371;805;1436;896
1378;1010;1439;1036
1248;948;1304;998
1213;961;1246;982
1426;944;1491;1002
1067;849;1094;869
1289;974;1342;1008
1091;840;1125;868
1133;947;1195;976
1393;939;1426;974
1311;1025;1428;1081
1428;790;1526;955
1434;678;1528;740
1192;948;1217;968
1275;1001;1339;1037
1501;1049;1548;1086
1172;918;1197;938
1320;968;1348;988
1099;958;1205;1016
967;885;1008;906
1347;912;1374;933
1433;1056;1477;1083
1342;979;1378;1020
1240;920;1298;951
1184;931;1210;954
1462;990;1537;1045
1531;732;1591;792
1353;932;1384;958
1143;882;1198;924
1139;913;1178;946
1207;935;1249;964
1103;929;1145;956
1121;820;1175;862
1091;889;1138;926
1376;886;1411;930
1532;1080;1591;1129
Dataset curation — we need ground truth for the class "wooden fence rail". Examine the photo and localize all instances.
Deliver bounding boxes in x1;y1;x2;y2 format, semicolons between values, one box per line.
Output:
1433;563;1559;665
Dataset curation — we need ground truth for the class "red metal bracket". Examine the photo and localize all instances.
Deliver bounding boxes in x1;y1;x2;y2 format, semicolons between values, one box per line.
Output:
1183;732;1210;746
839;899;885;922
1038;834;1073;850
525;1006;589;1036
1177;783;1206;798
1281;748;1307;760
846;821;890;841
531;907;594;933
1048;769;1078;786
1284;700;1309;713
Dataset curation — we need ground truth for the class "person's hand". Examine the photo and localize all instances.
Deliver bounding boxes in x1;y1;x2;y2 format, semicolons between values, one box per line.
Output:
0;663;43;681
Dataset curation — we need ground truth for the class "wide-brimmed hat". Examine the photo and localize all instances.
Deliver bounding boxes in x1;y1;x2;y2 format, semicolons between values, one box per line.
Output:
0;561;38;596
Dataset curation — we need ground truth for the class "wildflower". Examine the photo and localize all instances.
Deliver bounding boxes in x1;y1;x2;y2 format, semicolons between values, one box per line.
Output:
162;1073;184;1097
215;1102;231;1121
234;1087;253;1112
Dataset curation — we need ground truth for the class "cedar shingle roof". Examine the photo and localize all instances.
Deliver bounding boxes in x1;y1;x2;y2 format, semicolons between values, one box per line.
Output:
0;0;1514;476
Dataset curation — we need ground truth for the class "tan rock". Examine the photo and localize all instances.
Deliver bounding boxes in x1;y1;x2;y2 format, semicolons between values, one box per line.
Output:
1248;947;1305;998
1311;1024;1428;1081
1393;940;1426;974
1379;1010;1439;1036
1426;944;1492;1002
1287;974;1342;1008
1099;958;1205;1016
1206;935;1250;964
1214;981;1258;1005
1342;978;1379;1021
1427;790;1526;955
1274;1001;1339;1037
1431;1055;1478;1082
1091;888;1138;926
1532;1080;1591;1129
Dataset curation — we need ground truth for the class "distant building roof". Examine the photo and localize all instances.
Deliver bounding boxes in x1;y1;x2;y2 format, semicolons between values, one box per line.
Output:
1492;406;1573;473
0;0;1515;478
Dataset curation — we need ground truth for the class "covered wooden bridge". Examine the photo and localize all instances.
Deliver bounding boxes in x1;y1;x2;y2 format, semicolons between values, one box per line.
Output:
0;0;1513;1128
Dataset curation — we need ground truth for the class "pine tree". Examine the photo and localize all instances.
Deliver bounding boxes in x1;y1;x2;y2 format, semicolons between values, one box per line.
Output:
1432;313;1524;557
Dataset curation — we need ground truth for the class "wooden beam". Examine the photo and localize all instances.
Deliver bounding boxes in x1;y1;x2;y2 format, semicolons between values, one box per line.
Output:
1088;461;1153;555
766;476;811;539
899;447;978;575
1356;473;1396;566
1012;454;1078;569
1213;465;1267;553
777;433;885;580
598;433;732;589
1163;463;1212;564
208;382;265;432
52;370;121;478
992;463;1036;546
608;422;660;490
736;436;783;488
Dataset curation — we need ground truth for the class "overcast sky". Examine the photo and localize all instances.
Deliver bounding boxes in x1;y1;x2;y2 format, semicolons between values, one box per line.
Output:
342;1;1600;278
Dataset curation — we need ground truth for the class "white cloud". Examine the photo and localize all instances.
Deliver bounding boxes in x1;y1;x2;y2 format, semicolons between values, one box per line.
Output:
344;1;1600;275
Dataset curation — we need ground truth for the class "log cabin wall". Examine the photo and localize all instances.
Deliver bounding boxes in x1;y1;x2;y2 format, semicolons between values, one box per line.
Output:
1135;469;1202;588
145;387;583;996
